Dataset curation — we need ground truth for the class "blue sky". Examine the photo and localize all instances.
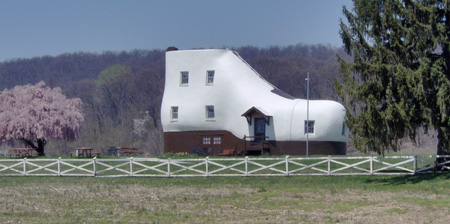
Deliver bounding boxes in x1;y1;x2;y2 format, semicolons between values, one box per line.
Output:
0;0;353;62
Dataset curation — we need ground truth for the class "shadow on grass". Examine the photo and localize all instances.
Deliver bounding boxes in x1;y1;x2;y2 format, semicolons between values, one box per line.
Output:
365;173;450;185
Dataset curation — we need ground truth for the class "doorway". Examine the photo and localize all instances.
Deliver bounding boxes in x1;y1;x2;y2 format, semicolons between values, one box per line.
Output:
254;118;266;142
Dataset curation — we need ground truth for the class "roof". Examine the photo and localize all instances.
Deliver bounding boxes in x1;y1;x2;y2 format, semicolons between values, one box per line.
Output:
241;107;271;117
241;107;272;125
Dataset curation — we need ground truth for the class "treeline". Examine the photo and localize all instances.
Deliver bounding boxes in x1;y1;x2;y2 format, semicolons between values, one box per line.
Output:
0;44;345;155
233;45;348;100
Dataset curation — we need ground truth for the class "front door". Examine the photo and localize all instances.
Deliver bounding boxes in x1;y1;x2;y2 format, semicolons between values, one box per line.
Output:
254;118;266;142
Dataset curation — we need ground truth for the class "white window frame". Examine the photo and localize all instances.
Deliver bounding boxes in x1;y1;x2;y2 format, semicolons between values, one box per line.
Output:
171;106;178;121
180;71;189;86
206;70;215;85
205;105;215;120
304;120;315;134
213;136;221;144
202;137;211;145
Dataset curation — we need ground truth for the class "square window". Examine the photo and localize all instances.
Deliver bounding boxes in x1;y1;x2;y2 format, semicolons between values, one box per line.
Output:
180;71;189;85
203;137;211;145
213;136;221;144
206;70;214;85
206;106;215;120
171;106;178;121
304;120;315;134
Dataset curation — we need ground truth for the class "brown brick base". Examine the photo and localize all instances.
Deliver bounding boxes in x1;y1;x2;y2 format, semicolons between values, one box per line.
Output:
164;130;346;156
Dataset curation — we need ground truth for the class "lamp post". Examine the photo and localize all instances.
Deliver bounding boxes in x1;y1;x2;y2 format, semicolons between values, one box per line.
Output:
305;73;310;157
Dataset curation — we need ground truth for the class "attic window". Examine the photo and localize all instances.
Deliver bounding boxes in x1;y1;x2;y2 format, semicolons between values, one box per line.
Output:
206;70;214;85
180;71;189;86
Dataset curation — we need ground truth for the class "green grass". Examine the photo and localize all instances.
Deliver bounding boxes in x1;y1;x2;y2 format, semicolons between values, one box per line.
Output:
0;174;450;223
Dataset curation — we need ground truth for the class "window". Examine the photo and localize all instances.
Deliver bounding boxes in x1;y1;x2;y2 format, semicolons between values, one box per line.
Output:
206;106;215;120
342;122;346;136
171;106;178;121
202;137;211;145
180;71;189;85
206;70;214;85
304;120;315;134
213;136;221;144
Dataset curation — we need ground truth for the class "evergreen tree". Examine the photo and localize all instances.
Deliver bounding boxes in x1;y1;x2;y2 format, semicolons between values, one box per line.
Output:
335;0;450;155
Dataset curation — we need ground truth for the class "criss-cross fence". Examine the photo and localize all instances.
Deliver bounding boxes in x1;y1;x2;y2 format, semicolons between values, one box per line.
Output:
0;155;449;177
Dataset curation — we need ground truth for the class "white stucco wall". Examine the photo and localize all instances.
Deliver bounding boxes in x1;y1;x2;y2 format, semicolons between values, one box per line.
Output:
161;49;348;143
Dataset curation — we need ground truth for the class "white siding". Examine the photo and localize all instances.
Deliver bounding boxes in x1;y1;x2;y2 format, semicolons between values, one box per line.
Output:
161;49;347;143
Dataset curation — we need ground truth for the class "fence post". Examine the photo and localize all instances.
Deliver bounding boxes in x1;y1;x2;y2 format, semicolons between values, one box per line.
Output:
285;156;290;176
205;157;209;177
413;155;418;175
370;155;374;175
167;158;171;178
327;156;331;175
23;157;27;176
57;157;61;176
130;157;134;177
245;156;249;176
93;157;97;177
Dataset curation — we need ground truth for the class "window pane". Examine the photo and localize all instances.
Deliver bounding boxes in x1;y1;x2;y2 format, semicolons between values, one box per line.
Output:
206;106;215;119
304;120;315;134
181;72;189;84
171;107;178;120
213;136;221;144
203;137;211;145
207;71;214;84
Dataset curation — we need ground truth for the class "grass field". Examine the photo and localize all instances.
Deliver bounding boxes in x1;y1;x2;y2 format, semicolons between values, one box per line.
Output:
0;174;450;223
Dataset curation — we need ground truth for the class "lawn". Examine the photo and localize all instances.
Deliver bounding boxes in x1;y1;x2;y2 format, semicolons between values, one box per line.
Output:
0;174;450;223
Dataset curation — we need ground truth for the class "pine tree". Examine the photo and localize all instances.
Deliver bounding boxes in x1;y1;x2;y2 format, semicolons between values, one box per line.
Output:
335;0;450;155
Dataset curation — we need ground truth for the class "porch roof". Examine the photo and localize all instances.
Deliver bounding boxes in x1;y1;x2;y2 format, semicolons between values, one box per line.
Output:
241;107;272;125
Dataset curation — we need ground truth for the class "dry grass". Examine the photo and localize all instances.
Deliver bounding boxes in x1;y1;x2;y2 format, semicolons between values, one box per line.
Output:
0;175;449;223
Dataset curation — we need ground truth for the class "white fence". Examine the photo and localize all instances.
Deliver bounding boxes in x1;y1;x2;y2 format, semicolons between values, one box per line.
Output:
0;155;449;177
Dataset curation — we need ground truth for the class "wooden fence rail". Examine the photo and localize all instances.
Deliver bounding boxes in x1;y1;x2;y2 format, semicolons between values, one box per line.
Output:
0;155;449;177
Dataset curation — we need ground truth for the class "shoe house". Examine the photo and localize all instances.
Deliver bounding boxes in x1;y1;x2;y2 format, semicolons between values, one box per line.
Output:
161;48;348;156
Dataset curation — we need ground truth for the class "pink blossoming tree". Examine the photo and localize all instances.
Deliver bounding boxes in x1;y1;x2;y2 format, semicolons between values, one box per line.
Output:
0;82;84;156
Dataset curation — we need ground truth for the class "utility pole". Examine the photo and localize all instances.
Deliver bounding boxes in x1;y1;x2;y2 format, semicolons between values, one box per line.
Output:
305;73;310;157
